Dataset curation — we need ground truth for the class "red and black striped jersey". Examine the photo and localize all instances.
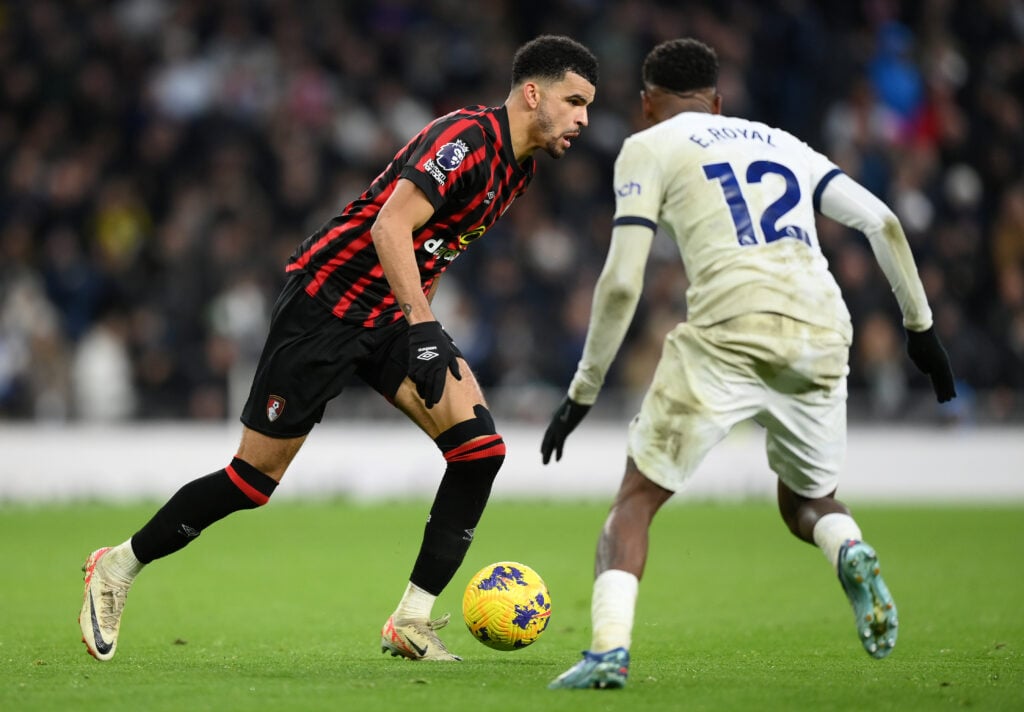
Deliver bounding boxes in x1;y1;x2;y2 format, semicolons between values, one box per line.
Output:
286;105;535;328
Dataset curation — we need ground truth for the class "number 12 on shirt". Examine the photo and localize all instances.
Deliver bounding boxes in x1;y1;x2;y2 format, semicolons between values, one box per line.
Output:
703;160;811;247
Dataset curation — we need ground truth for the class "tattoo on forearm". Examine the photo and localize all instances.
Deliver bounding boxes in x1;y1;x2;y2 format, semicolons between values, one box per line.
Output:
402;303;413;317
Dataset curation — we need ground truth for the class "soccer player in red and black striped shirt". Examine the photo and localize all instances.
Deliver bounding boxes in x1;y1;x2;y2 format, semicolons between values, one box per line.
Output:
79;35;598;663
288;104;533;328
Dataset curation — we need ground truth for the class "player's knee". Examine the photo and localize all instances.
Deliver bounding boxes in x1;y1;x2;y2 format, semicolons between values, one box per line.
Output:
226;457;278;507
777;484;846;543
434;405;506;479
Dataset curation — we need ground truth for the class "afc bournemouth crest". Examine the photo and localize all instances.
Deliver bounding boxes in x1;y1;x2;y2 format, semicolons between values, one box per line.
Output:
267;395;286;422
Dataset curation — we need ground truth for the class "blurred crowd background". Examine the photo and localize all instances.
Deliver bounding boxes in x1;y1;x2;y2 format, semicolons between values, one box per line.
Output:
1;0;1022;426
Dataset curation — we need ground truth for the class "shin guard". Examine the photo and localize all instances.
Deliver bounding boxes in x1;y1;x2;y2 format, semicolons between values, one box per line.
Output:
411;406;505;594
130;457;277;564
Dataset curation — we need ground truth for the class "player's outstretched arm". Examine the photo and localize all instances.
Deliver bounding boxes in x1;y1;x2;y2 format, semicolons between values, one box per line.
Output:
542;223;654;463
818;173;956;403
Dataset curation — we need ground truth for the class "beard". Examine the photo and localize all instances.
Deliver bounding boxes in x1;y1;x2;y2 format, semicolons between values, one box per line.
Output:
536;103;568;159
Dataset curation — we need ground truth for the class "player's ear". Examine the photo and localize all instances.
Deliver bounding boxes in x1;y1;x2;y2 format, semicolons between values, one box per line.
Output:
640;89;655;124
521;81;541;110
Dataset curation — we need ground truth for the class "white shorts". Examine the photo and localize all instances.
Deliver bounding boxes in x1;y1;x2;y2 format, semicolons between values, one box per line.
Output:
626;314;851;498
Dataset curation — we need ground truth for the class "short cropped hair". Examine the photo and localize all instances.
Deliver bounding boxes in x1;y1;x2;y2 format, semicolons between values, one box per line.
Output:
642;39;718;93
511;35;599;87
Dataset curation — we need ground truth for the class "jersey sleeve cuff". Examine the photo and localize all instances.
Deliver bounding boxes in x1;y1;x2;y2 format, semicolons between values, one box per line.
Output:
568;374;601;406
400;168;447;211
613;215;657;231
812;168;844;213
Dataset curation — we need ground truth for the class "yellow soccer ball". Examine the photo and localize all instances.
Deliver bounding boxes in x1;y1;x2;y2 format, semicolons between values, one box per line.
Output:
462;561;552;650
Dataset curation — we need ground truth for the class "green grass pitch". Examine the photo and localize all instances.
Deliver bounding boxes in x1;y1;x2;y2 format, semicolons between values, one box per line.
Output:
1;499;1021;711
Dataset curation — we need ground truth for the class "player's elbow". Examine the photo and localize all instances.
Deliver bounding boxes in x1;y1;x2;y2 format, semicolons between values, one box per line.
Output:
371;202;414;245
369;220;383;245
859;201;900;235
369;217;390;243
597;277;642;313
879;213;911;250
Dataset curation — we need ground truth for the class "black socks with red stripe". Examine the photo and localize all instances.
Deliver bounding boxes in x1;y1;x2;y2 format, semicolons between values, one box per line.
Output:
130;457;277;564
410;407;506;595
129;407;501;594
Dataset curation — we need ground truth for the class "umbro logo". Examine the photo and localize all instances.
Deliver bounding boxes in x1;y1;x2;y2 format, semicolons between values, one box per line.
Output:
416;347;439;362
180;524;200;538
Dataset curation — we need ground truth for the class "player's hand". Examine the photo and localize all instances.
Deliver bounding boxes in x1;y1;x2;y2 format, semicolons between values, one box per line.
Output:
541;396;592;464
905;326;956;403
407;321;462;408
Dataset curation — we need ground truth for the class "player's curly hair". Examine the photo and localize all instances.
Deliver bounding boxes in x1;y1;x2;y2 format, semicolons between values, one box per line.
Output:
642;39;718;93
512;35;599;87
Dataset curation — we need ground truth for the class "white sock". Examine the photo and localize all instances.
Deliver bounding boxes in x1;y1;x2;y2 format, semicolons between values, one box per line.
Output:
812;513;863;572
103;539;144;585
394;582;436;621
590;569;639;653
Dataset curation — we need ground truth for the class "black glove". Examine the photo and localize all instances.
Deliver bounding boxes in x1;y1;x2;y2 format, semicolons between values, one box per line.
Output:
905;326;956;403
541;396;592;464
407;321;462;408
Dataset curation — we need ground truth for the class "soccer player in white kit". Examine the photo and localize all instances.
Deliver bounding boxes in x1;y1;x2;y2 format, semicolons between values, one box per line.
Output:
543;38;956;690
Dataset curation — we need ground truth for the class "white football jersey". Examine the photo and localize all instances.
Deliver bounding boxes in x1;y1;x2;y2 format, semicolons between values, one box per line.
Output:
613;111;852;340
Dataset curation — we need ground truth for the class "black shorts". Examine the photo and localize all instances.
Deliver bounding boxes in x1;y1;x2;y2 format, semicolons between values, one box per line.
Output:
240;273;410;438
